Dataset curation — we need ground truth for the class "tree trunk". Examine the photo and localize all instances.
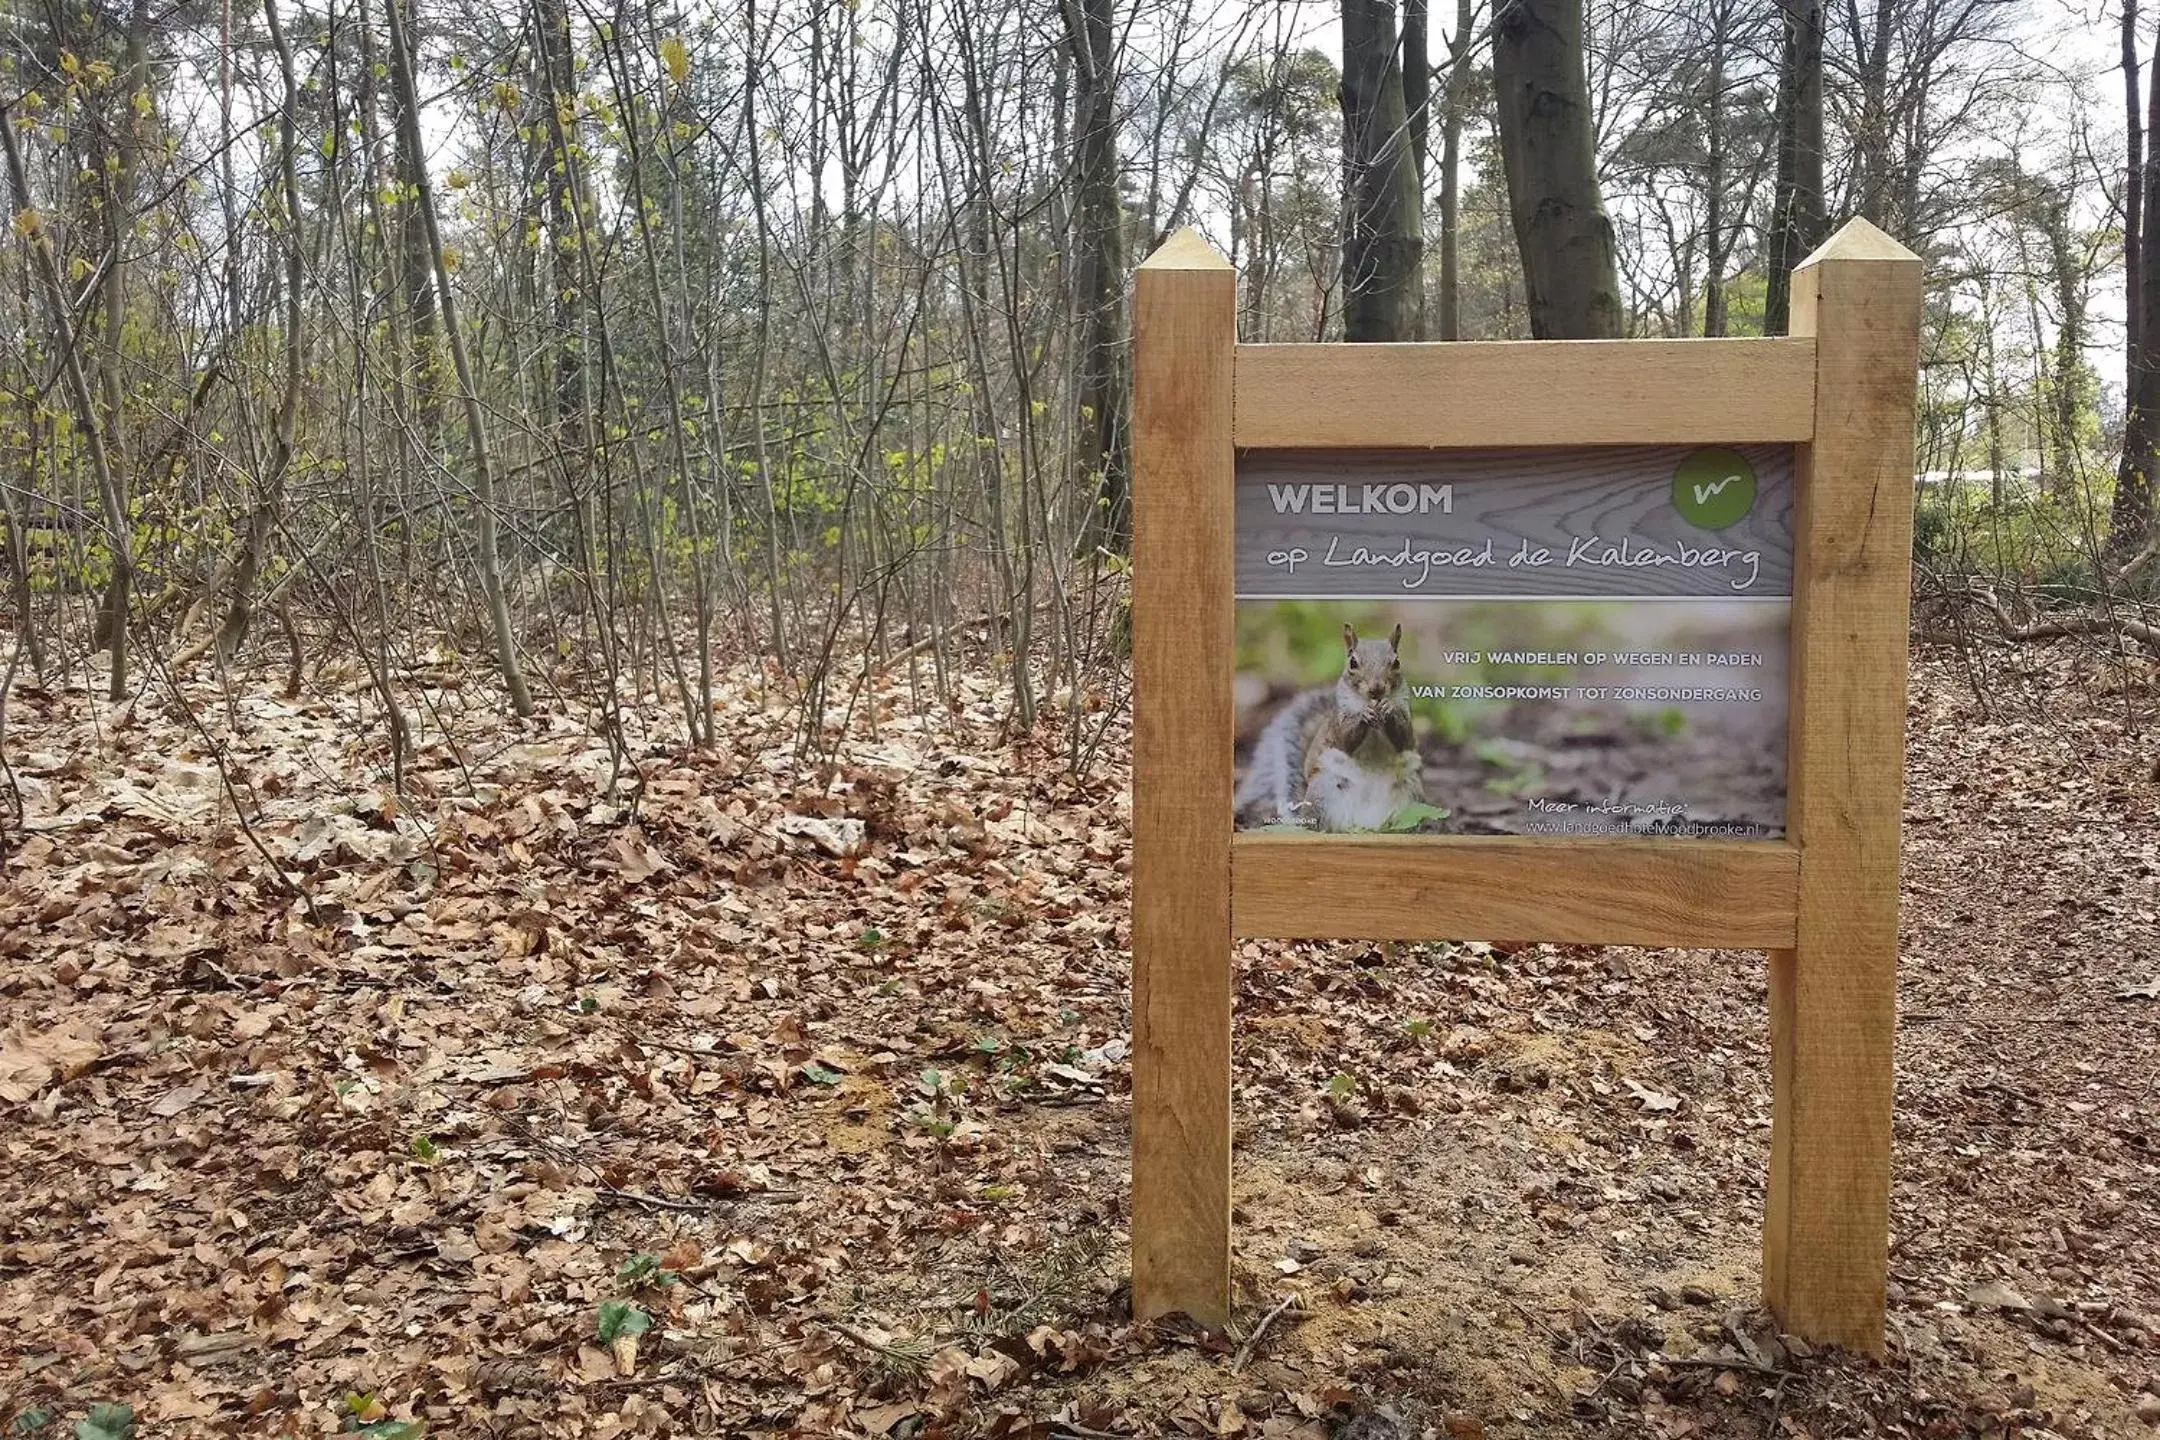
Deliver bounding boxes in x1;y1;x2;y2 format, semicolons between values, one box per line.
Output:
1764;0;1826;335
2116;27;2160;556
2037;190;2088;497
389;5;440;432
2126;0;2143;371
535;0;586;482
86;0;151;694
1491;0;1623;338
1064;0;1132;553
1341;0;1424;342
1402;0;1430;337
1851;0;1897;225
1702;1;1730;336
382;0;535;714
217;0;306;663
0;108;132;700
1435;0;1474;340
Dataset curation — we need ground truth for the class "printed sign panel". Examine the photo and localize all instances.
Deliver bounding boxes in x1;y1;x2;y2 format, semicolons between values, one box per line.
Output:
1233;446;1792;840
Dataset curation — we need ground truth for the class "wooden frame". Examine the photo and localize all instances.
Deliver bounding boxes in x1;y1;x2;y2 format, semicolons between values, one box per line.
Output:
1232;836;1801;949
1130;219;1921;1353
1235;338;1819;448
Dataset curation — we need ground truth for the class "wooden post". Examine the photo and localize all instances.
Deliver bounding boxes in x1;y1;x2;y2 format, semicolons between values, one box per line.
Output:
1765;217;1922;1355
1130;228;1236;1327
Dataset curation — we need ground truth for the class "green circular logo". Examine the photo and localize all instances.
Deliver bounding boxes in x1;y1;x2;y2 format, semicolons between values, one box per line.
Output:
1672;448;1758;530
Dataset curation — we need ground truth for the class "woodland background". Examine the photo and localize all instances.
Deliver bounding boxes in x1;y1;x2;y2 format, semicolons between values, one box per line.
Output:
0;0;2156;737
1;0;2158;1437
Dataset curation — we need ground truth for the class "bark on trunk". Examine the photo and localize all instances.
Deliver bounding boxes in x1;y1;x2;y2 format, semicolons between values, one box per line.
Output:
0;108;132;699
1064;0;1132;552
535;0;586;482
2116;26;2160;556
2038;191;2087;497
382;0;535;713
1702;4;1730;336
217;0;306;662
1851;0;1898;225
1435;0;1473;340
2126;0;2143;370
1491;0;1623;338
1764;0;1826;335
1402;0;1430;337
1341;0;1424;342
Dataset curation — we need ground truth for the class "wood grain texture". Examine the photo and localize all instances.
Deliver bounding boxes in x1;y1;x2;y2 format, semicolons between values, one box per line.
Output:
1231;834;1800;947
1130;228;1236;1328
1234;338;1818;448
1763;217;1922;1356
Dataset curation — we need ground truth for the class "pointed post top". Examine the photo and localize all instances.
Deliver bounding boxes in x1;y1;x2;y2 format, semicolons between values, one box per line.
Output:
1140;226;1232;271
1797;216;1920;269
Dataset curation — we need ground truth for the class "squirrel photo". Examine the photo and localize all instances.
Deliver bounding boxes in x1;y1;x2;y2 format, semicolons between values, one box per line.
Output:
1235;622;1426;832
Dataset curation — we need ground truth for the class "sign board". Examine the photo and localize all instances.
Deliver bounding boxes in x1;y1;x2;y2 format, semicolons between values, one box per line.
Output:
1128;220;1923;1359
1233;445;1794;839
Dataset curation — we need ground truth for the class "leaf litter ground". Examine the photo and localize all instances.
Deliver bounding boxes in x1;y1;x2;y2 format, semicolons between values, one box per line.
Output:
0;646;2155;1439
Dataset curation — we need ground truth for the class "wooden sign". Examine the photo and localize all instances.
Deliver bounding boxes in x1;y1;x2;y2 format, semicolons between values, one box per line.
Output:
1130;220;1922;1355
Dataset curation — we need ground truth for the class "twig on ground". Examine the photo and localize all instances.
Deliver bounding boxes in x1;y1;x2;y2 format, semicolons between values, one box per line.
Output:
823;1319;933;1368
598;1186;804;1212
1231;1292;1302;1373
1655;1353;1800;1380
2078;1318;2126;1353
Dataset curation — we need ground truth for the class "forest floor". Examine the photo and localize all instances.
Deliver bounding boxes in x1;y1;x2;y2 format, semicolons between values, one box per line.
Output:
0;641;2156;1440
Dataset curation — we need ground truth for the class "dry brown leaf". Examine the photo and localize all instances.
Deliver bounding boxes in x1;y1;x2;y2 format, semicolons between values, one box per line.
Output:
0;1019;102;1104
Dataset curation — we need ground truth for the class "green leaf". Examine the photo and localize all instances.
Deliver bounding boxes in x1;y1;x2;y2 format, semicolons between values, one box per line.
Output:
1380;801;1449;833
12;1410;51;1435
74;1406;134;1440
596;1300;651;1344
354;1424;428;1439
800;1064;842;1086
1326;1072;1356;1101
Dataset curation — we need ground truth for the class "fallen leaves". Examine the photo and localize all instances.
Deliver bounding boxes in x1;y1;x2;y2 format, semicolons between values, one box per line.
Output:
0;1018;102;1104
0;648;2154;1439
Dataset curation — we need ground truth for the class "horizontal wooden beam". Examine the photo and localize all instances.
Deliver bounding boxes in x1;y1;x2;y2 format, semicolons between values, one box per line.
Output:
1234;338;1817;449
1230;834;1800;949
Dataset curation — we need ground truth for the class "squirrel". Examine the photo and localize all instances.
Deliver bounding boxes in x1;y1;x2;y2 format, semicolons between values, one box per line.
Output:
1236;622;1425;832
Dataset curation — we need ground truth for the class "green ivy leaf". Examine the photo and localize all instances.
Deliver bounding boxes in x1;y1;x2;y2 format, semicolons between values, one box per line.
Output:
596;1300;651;1344
615;1253;677;1286
74;1405;134;1440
